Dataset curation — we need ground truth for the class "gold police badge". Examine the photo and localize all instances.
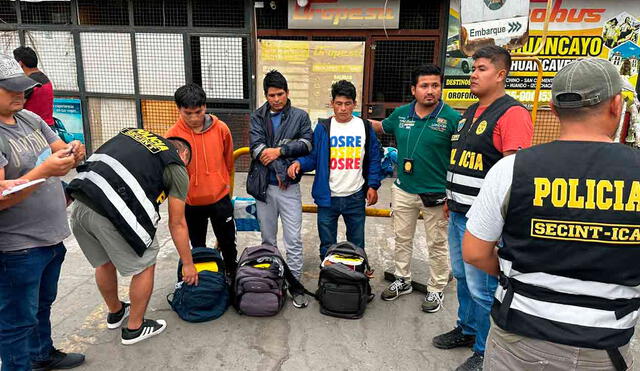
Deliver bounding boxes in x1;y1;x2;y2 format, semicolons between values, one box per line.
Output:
476;120;488;135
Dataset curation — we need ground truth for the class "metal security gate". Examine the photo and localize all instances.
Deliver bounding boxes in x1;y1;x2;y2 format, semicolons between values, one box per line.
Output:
0;0;255;169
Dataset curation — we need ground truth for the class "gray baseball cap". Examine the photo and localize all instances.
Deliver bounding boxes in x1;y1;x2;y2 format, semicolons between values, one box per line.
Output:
0;54;39;92
552;58;622;108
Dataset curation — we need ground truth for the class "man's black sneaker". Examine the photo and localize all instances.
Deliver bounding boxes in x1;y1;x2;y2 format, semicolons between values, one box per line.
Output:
32;349;85;370
121;319;167;345
432;326;475;349
107;301;130;329
455;352;484;371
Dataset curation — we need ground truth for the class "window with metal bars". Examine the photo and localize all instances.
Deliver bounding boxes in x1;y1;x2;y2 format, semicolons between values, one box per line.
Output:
136;33;185;96
256;0;287;29
133;0;188;27
217;111;251;170
192;0;244;28
399;0;442;30
372;40;436;103
78;0;129;26
0;0;15;23
191;36;249;103
80;32;135;94
20;1;71;24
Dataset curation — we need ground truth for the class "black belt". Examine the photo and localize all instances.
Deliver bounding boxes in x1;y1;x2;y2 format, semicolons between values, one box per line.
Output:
496;273;514;324
607;348;628;371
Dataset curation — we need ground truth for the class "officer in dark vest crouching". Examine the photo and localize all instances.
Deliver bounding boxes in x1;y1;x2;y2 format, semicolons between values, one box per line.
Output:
463;58;638;370
67;129;198;345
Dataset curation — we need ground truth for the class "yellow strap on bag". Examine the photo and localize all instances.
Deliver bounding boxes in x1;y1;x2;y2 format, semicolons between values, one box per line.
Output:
193;261;219;273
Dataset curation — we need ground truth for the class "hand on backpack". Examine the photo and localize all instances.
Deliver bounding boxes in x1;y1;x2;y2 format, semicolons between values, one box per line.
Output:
182;263;199;286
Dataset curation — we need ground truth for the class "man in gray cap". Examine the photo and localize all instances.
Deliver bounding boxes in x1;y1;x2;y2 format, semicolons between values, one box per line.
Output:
462;57;637;370
0;54;86;370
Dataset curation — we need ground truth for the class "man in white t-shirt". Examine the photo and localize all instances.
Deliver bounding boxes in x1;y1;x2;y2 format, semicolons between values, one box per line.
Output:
288;80;383;259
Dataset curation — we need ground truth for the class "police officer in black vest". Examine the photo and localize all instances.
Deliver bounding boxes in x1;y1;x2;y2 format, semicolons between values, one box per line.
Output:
434;45;533;371
463;58;637;370
68;129;198;345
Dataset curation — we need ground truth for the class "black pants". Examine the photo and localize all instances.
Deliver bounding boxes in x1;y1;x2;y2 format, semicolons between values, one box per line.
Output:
185;196;237;272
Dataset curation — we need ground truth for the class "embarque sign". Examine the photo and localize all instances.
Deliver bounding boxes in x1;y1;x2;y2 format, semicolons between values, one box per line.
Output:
459;0;530;55
444;0;640;108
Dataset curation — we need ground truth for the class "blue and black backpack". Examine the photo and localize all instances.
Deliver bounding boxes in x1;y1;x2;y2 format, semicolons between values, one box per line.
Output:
167;247;230;322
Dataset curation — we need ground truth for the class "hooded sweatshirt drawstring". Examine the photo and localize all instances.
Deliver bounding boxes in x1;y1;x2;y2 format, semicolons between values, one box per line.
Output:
189;128;199;186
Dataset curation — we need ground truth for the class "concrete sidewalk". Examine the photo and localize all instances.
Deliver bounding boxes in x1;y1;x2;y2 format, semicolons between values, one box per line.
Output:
49;173;640;371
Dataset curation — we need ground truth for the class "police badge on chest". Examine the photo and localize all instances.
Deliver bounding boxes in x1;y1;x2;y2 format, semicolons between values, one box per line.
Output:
403;158;414;175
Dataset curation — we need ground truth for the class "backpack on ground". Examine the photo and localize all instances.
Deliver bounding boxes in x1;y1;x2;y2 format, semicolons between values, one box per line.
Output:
234;244;313;316
234;244;288;316
316;242;373;319
167;247;230;322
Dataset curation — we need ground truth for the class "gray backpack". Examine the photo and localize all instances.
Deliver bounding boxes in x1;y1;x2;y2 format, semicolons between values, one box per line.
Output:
234;244;288;316
234;244;313;316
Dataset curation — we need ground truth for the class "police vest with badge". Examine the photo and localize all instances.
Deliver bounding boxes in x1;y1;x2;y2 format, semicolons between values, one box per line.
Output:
67;128;184;257
494;59;639;370
447;94;524;213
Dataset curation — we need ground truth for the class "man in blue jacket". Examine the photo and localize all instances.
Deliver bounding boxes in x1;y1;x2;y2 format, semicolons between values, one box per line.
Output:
288;80;382;260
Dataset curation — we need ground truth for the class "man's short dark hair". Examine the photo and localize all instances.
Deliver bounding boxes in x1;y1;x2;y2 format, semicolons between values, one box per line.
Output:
13;46;38;68
263;70;288;95
167;136;192;165
174;83;206;108
472;45;512;75
411;64;443;86
331;80;356;101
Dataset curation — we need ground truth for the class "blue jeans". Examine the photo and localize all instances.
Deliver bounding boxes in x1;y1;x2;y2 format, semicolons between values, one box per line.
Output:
317;189;366;259
0;243;66;371
449;212;498;354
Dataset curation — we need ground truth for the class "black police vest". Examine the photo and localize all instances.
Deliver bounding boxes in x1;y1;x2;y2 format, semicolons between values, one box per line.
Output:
68;128;184;257
446;94;524;213
494;141;640;351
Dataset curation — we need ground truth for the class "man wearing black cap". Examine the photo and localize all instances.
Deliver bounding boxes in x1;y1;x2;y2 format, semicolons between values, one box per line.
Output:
463;58;638;370
0;54;86;370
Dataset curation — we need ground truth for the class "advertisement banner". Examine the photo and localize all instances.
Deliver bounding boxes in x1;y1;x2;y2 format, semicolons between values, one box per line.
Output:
53;98;85;144
288;0;399;29
444;0;640;109
256;40;365;126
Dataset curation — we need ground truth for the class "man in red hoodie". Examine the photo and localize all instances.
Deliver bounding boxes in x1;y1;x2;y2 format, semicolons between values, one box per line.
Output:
13;46;54;126
166;84;237;274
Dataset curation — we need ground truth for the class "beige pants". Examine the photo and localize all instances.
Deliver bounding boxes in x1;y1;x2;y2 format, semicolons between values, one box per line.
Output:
391;184;450;292
485;325;634;371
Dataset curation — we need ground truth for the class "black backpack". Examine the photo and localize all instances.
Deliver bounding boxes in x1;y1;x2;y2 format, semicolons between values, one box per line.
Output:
316;242;373;319
167;247;230;322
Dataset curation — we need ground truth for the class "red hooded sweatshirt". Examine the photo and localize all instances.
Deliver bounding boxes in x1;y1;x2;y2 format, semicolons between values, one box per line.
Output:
166;114;234;206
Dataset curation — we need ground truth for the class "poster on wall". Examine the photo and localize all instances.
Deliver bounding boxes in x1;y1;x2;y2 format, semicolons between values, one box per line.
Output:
443;0;640;109
256;40;365;127
53;98;85;144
